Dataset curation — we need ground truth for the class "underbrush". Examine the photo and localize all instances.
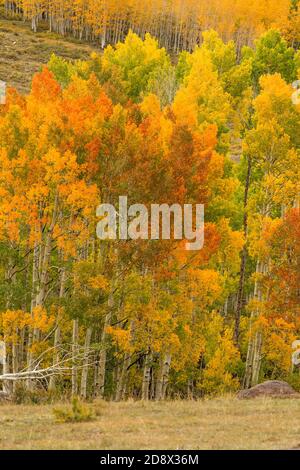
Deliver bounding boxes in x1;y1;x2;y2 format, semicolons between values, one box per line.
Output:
53;396;95;423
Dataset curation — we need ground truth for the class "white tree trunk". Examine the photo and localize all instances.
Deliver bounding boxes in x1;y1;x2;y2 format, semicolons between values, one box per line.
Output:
155;353;172;400
142;352;152;400
72;319;79;396
80;327;93;399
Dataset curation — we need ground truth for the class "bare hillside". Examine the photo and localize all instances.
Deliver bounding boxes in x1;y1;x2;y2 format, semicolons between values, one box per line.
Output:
0;17;97;94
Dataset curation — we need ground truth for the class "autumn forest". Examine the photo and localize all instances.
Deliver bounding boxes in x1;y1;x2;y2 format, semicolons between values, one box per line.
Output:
0;0;299;405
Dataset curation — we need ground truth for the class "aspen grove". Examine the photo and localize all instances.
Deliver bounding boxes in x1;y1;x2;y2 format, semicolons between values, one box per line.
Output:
0;2;299;401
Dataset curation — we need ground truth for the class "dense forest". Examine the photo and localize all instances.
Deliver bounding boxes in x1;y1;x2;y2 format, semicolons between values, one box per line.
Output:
0;1;299;402
2;0;300;51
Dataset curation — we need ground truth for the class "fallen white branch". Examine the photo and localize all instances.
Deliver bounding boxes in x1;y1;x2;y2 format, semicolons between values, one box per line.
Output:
0;344;107;382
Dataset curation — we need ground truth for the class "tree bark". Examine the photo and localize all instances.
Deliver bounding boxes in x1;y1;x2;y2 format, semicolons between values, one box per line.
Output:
243;260;265;388
96;290;114;398
49;268;66;392
72;319;79;396
234;157;252;343
155;353;172;400
80;327;93;399
141;351;152;400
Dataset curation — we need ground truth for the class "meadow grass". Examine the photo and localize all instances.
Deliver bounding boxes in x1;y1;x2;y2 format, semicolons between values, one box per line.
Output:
0;397;300;450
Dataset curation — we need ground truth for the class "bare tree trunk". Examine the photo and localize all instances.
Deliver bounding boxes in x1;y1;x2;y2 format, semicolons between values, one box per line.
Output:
26;239;39;390
32;16;37;33
155;353;172;400
96;290;114;398
115;355;130;401
80;327;93;399
72;319;79;396
187;378;194;399
27;194;58;390
251;330;263;386
12;339;18;395
48;327;61;392
2;340;9;395
235;157;251;343
243;260;265;388
142;351;152;400
49;268;66;392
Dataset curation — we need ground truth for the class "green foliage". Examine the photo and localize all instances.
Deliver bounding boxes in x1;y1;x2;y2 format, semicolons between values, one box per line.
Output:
47;54;91;88
252;29;298;85
47;54;74;88
201;30;236;75
146;63;178;106
102;31;171;101
222;60;253;97
176;51;192;83
285;373;300;392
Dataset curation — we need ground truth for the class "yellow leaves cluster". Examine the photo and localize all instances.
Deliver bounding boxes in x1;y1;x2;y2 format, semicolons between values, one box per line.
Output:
261;317;297;373
88;275;109;291
43;149;79;185
173;47;231;131
31;305;55;333
201;321;240;394
1;310;31;343
248;216;282;260
0;306;54;343
106;326;132;353
187;269;222;306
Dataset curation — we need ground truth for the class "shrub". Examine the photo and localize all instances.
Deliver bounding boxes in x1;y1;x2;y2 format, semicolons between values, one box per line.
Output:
53;396;95;423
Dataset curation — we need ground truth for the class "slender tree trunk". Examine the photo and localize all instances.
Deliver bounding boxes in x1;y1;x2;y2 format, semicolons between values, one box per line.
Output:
49;268;66;391
251;330;263;385
187;378;194;399
26;239;39;390
72;319;79;396
96;290;114;398
80;327;93;399
27;194;58;390
243;260;265;388
155;353;172;400
142;351;152;401
2;340;9;395
115;354;130;401
48;326;61;392
12;338;18;395
235;157;252;343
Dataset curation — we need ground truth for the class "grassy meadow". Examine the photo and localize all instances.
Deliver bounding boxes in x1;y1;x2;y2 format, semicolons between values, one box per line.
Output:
0;398;300;450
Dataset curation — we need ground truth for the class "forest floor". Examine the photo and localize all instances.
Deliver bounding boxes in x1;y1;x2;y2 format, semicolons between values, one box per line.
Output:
0;397;300;450
0;15;97;94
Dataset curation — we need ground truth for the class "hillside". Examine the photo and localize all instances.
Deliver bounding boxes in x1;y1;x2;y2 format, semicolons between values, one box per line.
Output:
0;17;97;93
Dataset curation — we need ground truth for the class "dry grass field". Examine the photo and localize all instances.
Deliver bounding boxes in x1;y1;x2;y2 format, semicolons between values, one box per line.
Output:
0;398;300;450
0;14;97;94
